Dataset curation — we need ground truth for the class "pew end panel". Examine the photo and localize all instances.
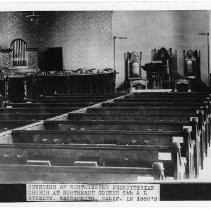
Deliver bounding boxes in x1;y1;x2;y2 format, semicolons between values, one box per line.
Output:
190;116;201;178
172;142;187;180
152;162;165;180
182;126;196;179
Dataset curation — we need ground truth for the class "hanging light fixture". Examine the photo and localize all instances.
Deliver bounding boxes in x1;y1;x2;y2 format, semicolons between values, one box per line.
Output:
26;11;40;23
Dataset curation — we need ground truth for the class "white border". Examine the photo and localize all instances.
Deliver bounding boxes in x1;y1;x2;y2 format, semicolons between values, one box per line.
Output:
0;1;210;11
0;0;211;208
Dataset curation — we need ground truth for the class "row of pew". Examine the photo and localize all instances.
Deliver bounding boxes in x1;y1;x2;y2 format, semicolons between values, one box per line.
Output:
0;91;210;183
0;94;121;132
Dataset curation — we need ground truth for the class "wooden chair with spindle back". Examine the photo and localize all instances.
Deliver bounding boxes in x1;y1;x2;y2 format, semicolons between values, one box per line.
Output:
175;49;201;92
124;51;148;92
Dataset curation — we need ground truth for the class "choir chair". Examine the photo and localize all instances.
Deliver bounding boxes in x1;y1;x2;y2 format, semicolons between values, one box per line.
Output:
175;49;201;92
124;51;147;92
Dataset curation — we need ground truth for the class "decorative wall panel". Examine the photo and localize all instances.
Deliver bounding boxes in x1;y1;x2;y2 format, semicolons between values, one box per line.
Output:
26;48;38;69
0;50;12;69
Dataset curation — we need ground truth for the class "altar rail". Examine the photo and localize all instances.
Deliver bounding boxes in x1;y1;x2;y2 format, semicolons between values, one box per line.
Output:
0;72;116;102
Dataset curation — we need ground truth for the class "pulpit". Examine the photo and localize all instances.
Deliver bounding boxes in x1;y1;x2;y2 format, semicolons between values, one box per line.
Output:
175;50;201;92
142;61;168;89
124;51;147;92
142;48;177;89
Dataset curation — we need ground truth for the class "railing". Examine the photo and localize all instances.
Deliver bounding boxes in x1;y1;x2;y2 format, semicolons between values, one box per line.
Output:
0;71;116;103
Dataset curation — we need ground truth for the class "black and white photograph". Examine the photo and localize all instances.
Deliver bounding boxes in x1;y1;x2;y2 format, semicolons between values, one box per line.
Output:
0;0;211;205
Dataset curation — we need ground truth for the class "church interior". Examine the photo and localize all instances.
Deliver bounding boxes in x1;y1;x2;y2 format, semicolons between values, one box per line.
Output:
0;10;211;183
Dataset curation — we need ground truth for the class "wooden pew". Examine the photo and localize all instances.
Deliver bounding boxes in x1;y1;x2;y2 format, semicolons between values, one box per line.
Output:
68;112;199;121
87;107;203;115
0;93;128;135
67;112;203;148
27;93;124;103
67;112;205;151
0;143;185;180
8;94;125;107
31;98;115;103
86;106;209;125
119;95;211;117
0;120;37;132
0;107;81;114
105;101;208;107
123;93;210;104
1;94;127;114
55;94;123;96
127;92;210;98
102;101;210;150
0;93;125;121
44;119;200;178
113;97;210;119
115;98;210;102
0;163;164;183
43;95;122;100
68;99;209;171
0;113;62;131
0;99;121;133
11;128;194;178
8;102;98;108
121;93;210;160
43;120;197;132
97;95;210;159
114;95;211;121
44;116;201;174
11;129;191;146
116;94;211;115
102;102;210;137
0;113;62;120
105;97;211;155
51;93;123;97
68;108;207;163
112;97;210;124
